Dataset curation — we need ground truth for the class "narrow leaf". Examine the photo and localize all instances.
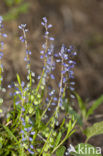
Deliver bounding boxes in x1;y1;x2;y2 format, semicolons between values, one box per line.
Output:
76;93;86;119
54;132;62;148
3;125;18;143
86;95;103;119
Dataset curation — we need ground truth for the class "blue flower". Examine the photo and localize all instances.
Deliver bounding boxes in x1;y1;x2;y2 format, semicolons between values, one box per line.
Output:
2;33;7;38
48;24;52;28
30;144;34;149
50;74;55;79
42;17;47;23
31;131;35;135
49;37;54;41
28;148;34;155
29;137;33;141
0;16;3;23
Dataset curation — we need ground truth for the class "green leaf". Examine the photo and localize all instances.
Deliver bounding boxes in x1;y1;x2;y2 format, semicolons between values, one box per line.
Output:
16;74;22;92
19;147;25;156
76;93;86;119
3;125;19;143
56;146;66;156
68;106;83;126
16;74;21;86
0;137;3;149
60;118;65;129
54;132;62;148
43;153;50;156
84;121;103;142
36;106;41;127
72;143;102;156
11;151;17;156
67;120;76;135
86;95;103;119
63;98;82;126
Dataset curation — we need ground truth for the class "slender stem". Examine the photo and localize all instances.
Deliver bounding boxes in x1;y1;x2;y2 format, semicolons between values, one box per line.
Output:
23;28;30;67
22;28;32;90
47;58;64;126
37;133;47;143
56;57;64;114
52;130;75;154
41;97;52;119
35;25;49;96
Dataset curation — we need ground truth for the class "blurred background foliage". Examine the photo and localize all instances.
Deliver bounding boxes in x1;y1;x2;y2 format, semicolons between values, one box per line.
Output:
2;0;30;21
4;0;23;6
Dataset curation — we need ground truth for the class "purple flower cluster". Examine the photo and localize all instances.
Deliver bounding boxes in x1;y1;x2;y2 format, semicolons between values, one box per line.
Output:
8;83;35;154
8;80;26;97
54;44;77;108
40;17;54;65
0;16;7;89
38;17;56;88
18;24;35;85
20;115;35;155
8;81;35;154
43;45;55;84
40;17;77;119
18;24;31;71
41;17;54;41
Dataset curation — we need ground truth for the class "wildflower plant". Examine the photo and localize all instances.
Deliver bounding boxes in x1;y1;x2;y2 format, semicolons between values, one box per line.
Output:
0;16;77;156
0;16;7;111
0;16;102;156
0;16;6;89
